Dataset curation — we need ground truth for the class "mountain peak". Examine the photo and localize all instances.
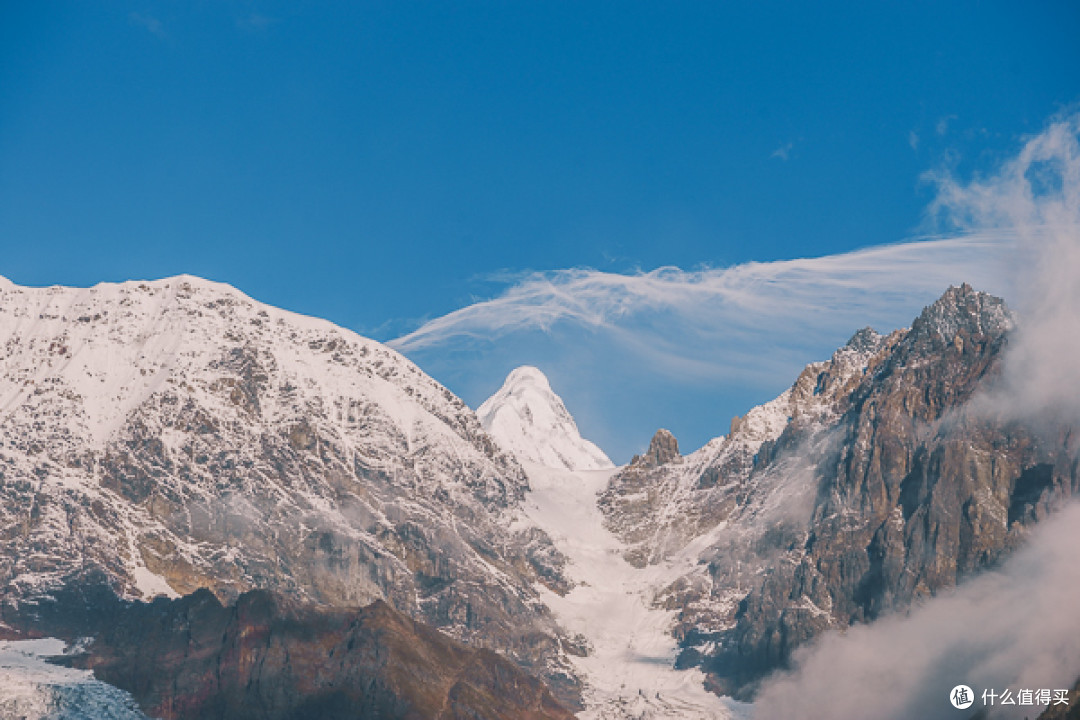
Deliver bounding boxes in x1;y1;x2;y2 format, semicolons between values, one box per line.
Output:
632;428;681;468
504;365;552;389
845;326;883;353
477;367;613;471
910;283;1014;344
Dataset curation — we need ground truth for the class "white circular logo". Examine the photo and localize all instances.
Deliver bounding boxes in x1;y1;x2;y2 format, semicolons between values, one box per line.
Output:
950;685;975;709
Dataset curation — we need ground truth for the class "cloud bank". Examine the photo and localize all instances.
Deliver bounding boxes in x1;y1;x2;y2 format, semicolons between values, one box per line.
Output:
931;110;1080;423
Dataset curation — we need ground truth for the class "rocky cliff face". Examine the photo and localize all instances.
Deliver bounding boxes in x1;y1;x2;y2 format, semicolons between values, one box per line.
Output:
598;285;1080;699
58;588;574;720
0;276;577;702
599;327;885;570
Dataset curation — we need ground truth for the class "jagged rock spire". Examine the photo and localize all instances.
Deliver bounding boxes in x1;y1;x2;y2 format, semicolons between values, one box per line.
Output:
630;428;680;468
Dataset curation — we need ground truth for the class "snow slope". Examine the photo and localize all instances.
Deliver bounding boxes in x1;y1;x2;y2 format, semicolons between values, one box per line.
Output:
515;462;750;720
0;639;150;720
478;367;613;471
482;364;747;717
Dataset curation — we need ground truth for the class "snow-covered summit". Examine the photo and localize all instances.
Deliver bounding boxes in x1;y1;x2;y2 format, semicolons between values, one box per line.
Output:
477;366;613;471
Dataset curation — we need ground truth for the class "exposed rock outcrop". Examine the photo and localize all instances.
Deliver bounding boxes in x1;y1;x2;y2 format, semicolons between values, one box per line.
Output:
639;429;681;468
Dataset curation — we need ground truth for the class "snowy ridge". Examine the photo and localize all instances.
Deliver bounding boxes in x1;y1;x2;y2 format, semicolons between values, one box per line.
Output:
603;326;890;562
0;275;489;452
909;282;1014;343
0;639;150;720
0;275;521;597
478;366;613;471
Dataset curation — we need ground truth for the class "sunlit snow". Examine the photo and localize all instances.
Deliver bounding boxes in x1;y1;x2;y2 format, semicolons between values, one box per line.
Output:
520;462;752;720
478;366;614;471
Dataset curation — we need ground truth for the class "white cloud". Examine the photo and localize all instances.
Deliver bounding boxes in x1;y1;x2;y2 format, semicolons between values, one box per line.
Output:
936;114;958;137
929;110;1080;423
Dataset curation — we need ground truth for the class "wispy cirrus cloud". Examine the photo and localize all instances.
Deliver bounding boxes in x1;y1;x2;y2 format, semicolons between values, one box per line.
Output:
390;235;1013;385
390;233;1012;460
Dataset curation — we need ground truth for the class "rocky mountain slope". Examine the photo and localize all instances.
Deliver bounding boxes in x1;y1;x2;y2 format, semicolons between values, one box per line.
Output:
478;366;613;471
598;284;1080;698
0;275;577;702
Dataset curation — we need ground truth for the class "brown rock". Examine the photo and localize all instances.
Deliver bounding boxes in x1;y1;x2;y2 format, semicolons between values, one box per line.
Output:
65;588;575;720
641;429;681;468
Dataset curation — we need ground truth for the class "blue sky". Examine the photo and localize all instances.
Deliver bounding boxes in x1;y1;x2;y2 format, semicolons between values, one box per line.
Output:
2;3;1078;460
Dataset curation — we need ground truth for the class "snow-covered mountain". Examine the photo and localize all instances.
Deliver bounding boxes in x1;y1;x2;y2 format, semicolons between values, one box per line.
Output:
4;276;1075;719
477;366;613;471
0;275;577;701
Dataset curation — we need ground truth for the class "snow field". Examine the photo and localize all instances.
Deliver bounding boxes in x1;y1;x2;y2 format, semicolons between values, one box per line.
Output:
520;462;751;720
